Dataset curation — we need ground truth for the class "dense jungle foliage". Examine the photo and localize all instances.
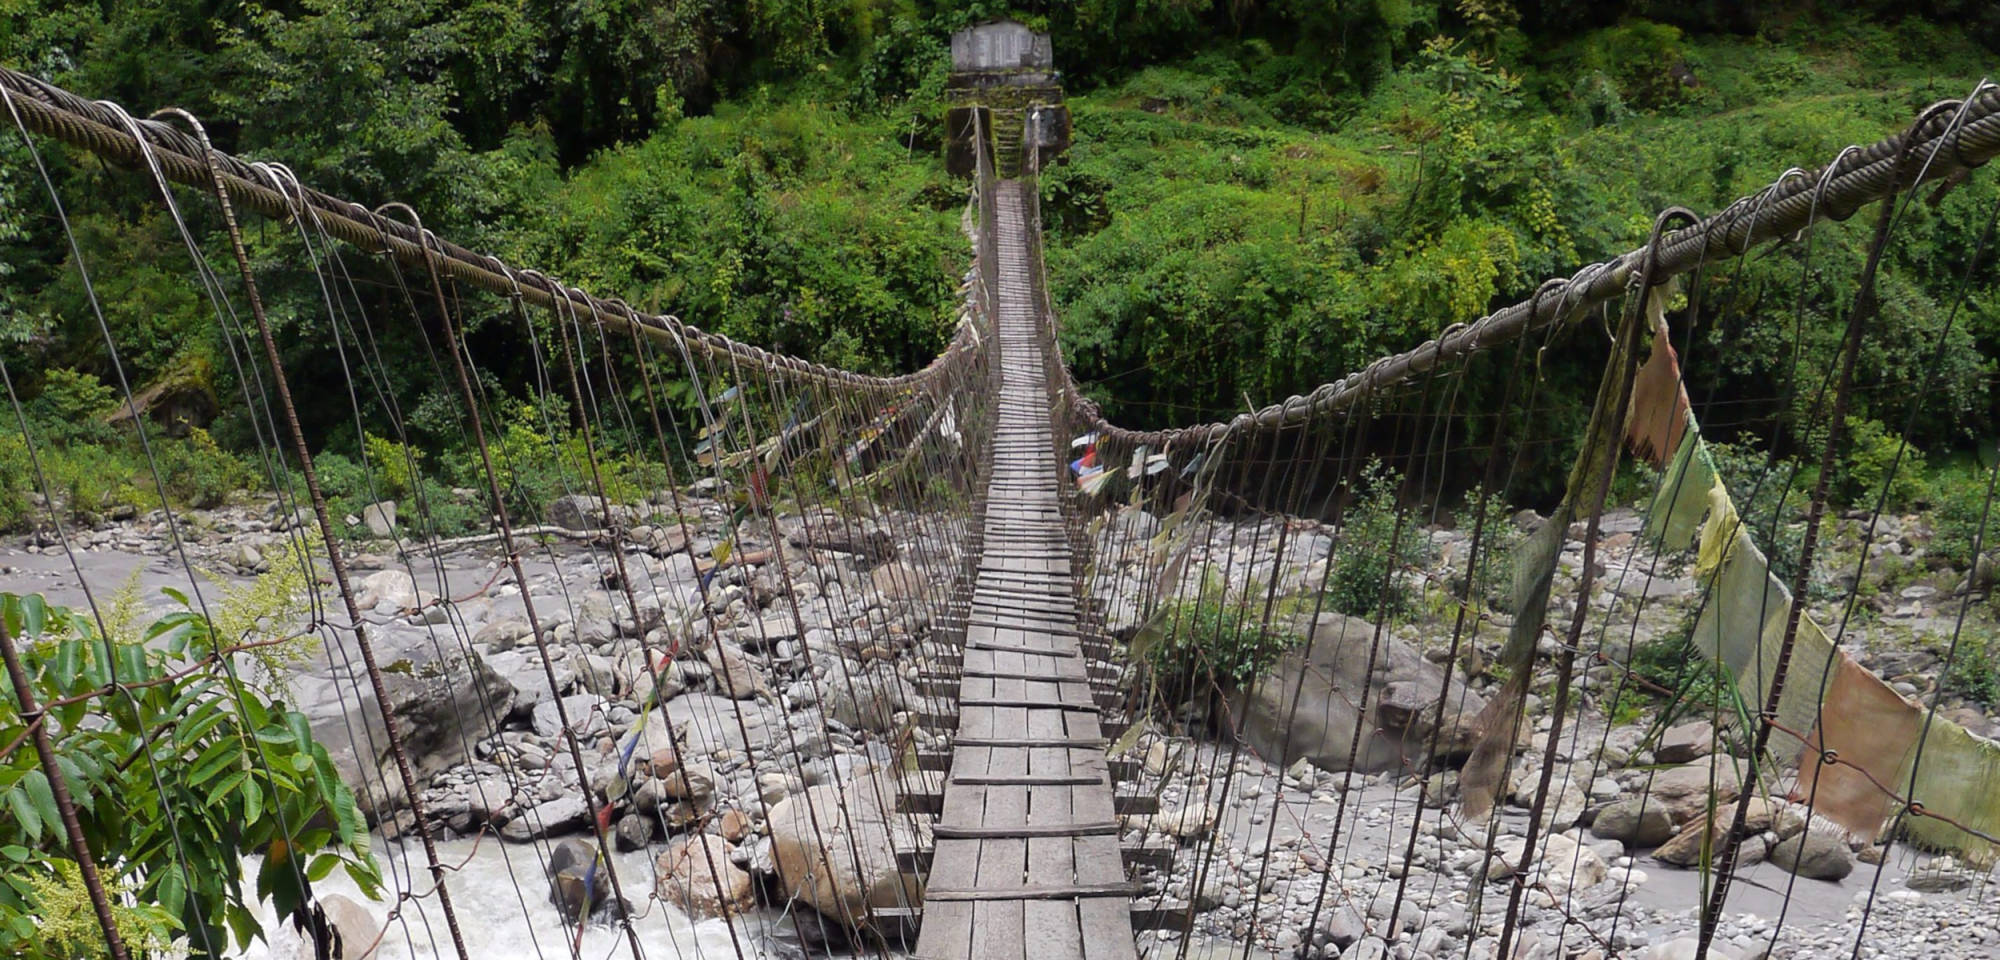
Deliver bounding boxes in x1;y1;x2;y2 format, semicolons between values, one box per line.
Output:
3;0;2000;531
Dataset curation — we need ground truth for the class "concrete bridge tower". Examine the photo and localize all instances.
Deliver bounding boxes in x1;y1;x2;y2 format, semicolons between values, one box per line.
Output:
945;19;1070;178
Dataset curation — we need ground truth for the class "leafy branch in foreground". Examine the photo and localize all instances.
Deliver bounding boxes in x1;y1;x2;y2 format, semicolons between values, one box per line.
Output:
0;591;378;958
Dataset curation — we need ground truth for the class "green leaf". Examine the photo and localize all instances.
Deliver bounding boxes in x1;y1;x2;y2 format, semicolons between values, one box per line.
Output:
114;644;150;684
5;789;39;843
253;727;297;746
52;756;92;817
0;845;27;862
18;595;45;638
20;772;57;840
305;851;340;882
345;861;384;900
224;902;259;950
289;752;315;774
211;770;249;807
156;863;187;917
242;778;262;824
51;640;82;694
285;711;313;751
177;701;233;746
188;740;241;787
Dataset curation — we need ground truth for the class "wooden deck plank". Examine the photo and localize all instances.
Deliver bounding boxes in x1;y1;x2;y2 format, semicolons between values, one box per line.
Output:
971;702;1031;960
920;179;1136;960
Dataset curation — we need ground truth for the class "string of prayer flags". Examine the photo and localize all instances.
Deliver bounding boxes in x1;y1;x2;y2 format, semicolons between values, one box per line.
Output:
1622;303;2000;862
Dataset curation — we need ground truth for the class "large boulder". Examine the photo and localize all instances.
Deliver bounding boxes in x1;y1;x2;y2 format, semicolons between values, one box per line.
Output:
620;693;787;764
704;641;770;700
1231;613;1487;773
785;515;895;563
352;569;425;613
617;648;686;705
657;833;755;919
870;562;925;602
823;661;915;733
1591;797;1676;847
502;794;592;842
1642;757;1742;825
549;494;610;531
546;838;628;922
768;767;929;929
1652;796;1774;867
294;622;513;819
1507;771;1587;832
1642;940;1741;960
1770;829;1854;881
360;501;397;539
1539;833;1608;895
1655;720;1716;764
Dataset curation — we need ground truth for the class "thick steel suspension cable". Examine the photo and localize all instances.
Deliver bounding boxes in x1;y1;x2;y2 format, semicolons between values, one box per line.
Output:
1051;88;2000;445
0;66;975;396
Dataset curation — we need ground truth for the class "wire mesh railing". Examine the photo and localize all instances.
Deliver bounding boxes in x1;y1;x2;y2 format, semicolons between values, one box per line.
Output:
6;54;2000;960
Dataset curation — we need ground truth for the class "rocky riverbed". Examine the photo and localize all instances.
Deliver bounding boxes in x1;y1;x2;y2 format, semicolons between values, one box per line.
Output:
7;492;1999;960
1086;504;2000;960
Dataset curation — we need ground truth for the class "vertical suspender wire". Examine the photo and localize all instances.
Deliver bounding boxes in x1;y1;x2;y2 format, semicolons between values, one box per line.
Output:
1387;323;1530;937
1294;385;1388;950
750;349;943;917
165;109;379;952
687;325;890;959
555;292;750;960
1690;105;1937;958
526;285;721;960
379;217;646;960
616;309;845;960
170;136;476;960
1833;89;2000;959
287;173;561;957
1323;366;1438;911
296;186;556;959
575;298;748;960
1587;175;1790;951
1498;206;1696;960
670;315;872;955
0;86;243;960
1237;401;1349;953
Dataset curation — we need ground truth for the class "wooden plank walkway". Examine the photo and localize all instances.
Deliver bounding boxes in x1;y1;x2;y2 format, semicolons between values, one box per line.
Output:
914;180;1138;960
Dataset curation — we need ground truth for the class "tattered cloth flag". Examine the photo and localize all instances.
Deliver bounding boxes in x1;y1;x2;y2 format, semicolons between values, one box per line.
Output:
1621;302;2000;863
1459;288;1649;821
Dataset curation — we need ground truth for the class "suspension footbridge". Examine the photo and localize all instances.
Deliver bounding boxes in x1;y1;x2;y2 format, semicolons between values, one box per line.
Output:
5;23;2000;960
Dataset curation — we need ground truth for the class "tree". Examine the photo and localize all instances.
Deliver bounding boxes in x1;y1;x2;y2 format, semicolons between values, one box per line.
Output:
0;582;379;958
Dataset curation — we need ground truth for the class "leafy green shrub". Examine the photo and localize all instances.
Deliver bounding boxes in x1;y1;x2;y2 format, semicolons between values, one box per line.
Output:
1837;417;1926;511
312;448;483;541
1623;608;1748;737
35;444;144;524
151;428;255;509
1455;484;1520;606
361;432;423;503
1929;466;1995;571
1942;629;2000;704
0;591;378;957
0;368;256;527
486;396;664;520
22;368;117;448
1327;461;1435;618
1139;596;1301;699
0;433;34;531
1577;19;1693;110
